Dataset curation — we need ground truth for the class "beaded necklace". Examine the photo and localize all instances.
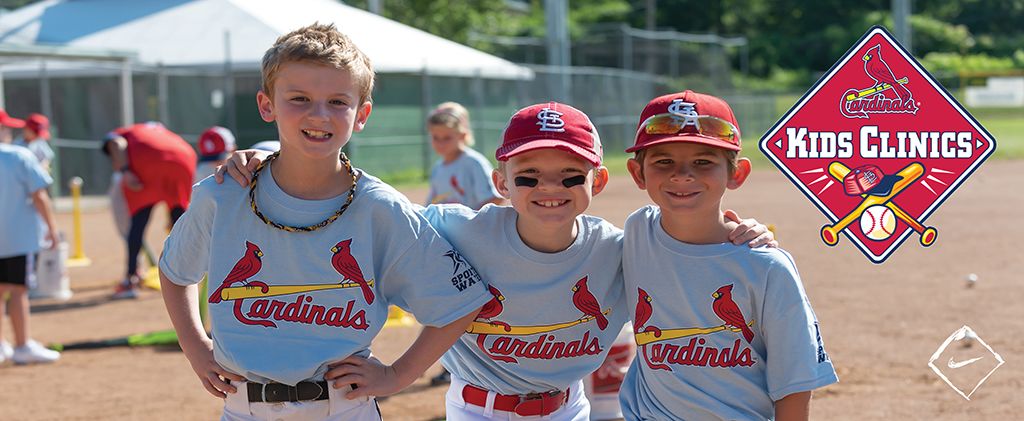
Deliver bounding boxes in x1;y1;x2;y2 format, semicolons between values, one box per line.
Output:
248;151;359;232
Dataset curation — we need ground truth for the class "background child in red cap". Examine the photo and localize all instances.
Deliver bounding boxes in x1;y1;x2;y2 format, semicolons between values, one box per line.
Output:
619;91;838;420
0;108;25;145
195;126;237;182
13;113;55;174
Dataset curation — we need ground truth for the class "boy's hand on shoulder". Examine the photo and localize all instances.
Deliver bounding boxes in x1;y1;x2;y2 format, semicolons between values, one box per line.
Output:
326;355;413;399
183;339;245;398
214;149;272;187
725;209;778;248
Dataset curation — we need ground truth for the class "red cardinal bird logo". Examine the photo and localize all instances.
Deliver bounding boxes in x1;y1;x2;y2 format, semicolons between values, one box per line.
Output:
450;175;466;197
330;239;375;305
863;44;912;101
634;288;661;337
635;287;669;371
474;285;515;363
711;284;755;344
572;276;608;330
477;285;510;331
209;241;266;304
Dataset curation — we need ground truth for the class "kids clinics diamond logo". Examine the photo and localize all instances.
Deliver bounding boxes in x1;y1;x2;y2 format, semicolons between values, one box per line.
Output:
759;26;996;263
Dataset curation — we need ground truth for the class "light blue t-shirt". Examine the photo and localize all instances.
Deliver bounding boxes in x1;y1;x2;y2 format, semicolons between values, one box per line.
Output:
0;144;51;258
422;204;628;395
426;148;500;209
619;206;838;420
13;138;55;165
160;165;492;385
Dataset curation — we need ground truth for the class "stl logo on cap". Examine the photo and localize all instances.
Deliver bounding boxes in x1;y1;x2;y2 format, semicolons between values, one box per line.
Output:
759;26;996;263
496;102;602;166
667;99;699;121
536;107;566;132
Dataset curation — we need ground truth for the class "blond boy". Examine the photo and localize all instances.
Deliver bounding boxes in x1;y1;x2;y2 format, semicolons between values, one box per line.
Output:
159;23;489;420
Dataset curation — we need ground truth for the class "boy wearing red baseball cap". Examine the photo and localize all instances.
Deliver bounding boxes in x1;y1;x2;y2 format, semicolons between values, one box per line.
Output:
619;91;838;420
195;126;237;182
0;108;25;145
13;113;55;173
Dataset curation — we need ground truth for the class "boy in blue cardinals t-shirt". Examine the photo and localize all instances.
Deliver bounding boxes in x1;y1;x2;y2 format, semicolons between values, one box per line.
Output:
619;91;838;420
159;23;489;421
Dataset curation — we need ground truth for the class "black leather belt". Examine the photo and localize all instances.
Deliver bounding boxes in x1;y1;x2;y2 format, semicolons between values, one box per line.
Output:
247;381;330;403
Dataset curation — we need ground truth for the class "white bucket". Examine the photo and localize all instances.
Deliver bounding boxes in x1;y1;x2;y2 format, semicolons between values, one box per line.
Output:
29;240;72;301
583;322;636;420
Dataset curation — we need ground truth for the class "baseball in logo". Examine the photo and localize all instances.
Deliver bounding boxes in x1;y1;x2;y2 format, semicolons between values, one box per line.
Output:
759;26;996;263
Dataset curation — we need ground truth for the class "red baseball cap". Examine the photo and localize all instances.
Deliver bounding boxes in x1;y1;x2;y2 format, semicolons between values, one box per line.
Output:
495;102;602;166
0;108;25;129
843;164;902;196
25;113;50;139
198;126;236;157
627;90;742;153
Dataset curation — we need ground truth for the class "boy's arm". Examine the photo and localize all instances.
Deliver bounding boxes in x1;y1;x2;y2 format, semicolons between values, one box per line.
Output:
160;272;244;398
775;391;811;421
325;307;481;398
30;188;60;249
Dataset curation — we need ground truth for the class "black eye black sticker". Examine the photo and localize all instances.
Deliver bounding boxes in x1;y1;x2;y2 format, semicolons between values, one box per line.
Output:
514;176;539;187
561;175;587;188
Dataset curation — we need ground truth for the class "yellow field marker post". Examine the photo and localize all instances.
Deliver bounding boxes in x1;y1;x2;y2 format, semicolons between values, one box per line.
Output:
66;177;91;267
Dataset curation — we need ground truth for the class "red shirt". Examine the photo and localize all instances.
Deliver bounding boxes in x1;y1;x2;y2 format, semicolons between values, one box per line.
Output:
113;123;197;214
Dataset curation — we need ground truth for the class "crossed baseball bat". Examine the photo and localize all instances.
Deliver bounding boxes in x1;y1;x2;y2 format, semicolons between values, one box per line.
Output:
821;161;937;247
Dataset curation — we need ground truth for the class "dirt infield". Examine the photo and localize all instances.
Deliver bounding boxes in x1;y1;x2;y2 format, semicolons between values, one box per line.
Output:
2;160;1021;420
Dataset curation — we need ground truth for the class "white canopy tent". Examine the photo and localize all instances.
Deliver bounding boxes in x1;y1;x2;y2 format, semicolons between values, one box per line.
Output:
0;0;531;78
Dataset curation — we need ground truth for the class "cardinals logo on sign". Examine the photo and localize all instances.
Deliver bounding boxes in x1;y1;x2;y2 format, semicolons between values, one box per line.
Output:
760;26;996;263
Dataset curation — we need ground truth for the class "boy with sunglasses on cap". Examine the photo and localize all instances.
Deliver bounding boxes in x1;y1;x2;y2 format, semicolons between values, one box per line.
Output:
220;101;774;420
620;91;838;420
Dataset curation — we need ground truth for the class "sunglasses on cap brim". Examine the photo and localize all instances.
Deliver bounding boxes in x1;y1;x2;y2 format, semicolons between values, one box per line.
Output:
636;113;739;144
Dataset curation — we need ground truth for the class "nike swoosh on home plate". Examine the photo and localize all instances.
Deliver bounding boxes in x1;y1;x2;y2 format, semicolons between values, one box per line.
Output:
947;356;984;369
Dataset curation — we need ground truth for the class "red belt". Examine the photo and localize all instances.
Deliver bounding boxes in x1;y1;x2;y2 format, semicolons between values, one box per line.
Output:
461;383;570;417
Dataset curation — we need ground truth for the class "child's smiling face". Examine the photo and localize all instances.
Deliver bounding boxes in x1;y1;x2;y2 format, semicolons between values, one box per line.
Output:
495;148;608;230
257;61;371;161
628;143;748;216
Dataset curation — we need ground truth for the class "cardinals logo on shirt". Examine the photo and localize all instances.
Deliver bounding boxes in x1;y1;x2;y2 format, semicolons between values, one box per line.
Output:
465;276;608;364
633;286;756;372
208;240;372;330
